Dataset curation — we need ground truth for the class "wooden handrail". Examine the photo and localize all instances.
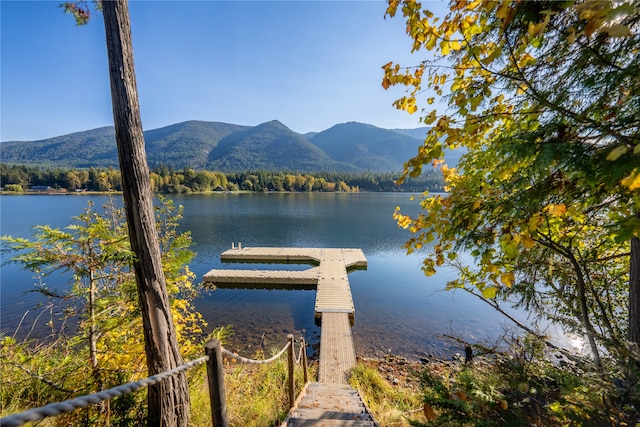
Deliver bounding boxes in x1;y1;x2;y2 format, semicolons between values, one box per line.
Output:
1;335;309;427
205;339;228;427
287;334;296;409
204;335;309;426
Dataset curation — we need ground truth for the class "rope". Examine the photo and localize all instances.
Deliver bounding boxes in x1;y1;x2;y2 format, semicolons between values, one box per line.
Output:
1;337;301;427
0;356;209;427
295;342;304;364
221;341;290;365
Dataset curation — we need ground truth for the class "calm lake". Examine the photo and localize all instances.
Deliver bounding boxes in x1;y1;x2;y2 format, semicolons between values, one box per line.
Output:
1;192;534;360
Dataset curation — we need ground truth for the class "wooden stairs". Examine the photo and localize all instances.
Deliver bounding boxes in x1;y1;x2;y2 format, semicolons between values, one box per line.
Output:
283;382;378;427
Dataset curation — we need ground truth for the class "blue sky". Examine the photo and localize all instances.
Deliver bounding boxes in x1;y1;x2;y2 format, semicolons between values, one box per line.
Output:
1;1;440;142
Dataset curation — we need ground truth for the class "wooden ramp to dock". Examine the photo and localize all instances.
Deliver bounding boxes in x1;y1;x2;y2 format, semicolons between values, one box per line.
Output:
203;247;367;383
282;382;378;427
318;312;356;384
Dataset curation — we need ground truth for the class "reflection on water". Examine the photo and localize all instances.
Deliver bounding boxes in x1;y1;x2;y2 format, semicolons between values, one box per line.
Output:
1;192;530;360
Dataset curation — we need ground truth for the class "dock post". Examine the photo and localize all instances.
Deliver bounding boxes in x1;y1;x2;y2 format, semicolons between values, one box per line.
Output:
205;339;228;427
287;334;295;408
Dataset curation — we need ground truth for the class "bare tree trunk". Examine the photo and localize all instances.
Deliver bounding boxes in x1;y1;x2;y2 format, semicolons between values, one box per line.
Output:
630;235;640;357
563;249;602;368
89;269;98;370
101;2;190;425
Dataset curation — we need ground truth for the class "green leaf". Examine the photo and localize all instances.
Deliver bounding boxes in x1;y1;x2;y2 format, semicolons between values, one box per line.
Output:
604;24;632;37
606;145;627;161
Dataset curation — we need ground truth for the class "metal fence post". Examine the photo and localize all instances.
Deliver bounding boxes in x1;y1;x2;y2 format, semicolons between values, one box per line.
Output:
205;339;228;427
287;334;295;408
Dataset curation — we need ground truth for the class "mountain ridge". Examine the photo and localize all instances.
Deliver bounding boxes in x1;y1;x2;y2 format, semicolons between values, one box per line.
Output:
1;120;459;172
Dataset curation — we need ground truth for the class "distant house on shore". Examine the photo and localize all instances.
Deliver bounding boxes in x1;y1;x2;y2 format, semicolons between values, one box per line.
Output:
29;185;54;193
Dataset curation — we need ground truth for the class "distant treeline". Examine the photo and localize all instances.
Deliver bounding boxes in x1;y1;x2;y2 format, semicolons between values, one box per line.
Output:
0;163;444;193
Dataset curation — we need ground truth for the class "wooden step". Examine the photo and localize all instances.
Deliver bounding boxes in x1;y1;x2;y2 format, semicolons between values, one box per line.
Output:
288;419;375;427
284;383;378;427
290;408;370;421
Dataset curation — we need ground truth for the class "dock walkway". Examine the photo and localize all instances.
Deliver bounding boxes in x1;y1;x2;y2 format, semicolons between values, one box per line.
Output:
203;246;367;383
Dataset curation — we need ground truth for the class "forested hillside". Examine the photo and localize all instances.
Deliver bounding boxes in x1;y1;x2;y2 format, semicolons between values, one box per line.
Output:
310;122;420;171
144;121;249;168
0;163;444;193
0;120;434;173
207;120;352;171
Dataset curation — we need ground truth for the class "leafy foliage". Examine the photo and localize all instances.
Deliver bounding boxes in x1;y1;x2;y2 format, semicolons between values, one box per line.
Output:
0;196;208;425
0;163;122;191
1;163;445;193
386;0;640;372
411;336;620;427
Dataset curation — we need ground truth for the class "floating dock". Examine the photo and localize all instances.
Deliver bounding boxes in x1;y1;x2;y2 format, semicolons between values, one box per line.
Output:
203;246;367;383
203;247;367;323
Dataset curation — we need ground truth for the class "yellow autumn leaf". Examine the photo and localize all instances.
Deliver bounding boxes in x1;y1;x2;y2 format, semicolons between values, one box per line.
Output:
545;204;567;216
522;234;535;249
482;286;498;299
426;34;438;50
424;265;437;276
424;109;438;124
528;214;544;232
621;170;640;190
466;0;481;10
607;145;628;161
528;20;547;36
500;271;515;287
496;1;509;19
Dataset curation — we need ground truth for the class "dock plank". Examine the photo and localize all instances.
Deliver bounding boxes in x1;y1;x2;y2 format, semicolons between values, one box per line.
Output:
318;312;356;384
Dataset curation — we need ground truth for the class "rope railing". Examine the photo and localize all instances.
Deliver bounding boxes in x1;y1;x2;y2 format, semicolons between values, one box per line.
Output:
0;356;209;427
220;341;290;365
207;334;309;427
0;335;309;427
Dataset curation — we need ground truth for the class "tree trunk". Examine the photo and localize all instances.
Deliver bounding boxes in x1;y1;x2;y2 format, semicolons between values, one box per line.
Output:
101;2;190;425
630;235;640;356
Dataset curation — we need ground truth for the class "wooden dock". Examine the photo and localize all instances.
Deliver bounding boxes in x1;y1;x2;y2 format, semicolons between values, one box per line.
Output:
203;246;367;383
